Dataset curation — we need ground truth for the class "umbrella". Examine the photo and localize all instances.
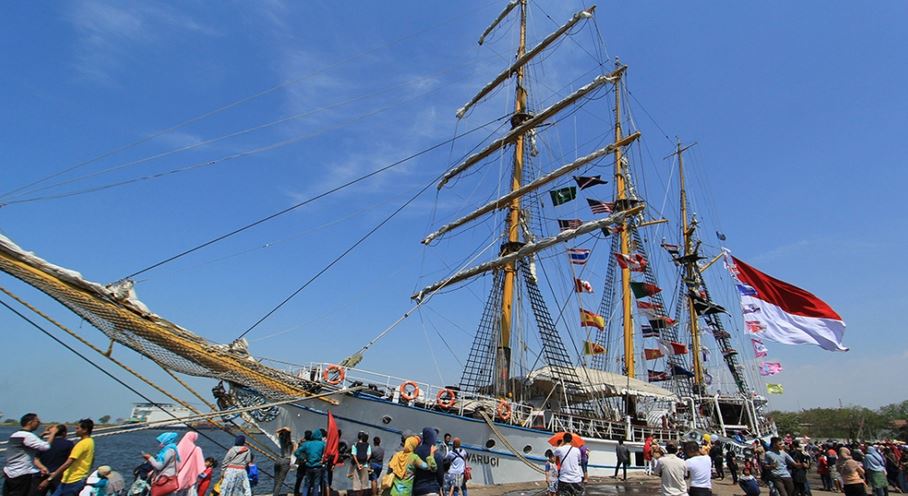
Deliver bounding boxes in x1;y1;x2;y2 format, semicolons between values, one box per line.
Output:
548;432;584;447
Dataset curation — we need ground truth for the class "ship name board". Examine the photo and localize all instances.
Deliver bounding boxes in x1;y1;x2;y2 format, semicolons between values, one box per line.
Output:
467;452;499;467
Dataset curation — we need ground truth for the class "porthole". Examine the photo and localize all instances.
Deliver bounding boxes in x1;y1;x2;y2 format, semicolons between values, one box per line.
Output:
523;445;532;454
381;415;392;424
486;439;496;448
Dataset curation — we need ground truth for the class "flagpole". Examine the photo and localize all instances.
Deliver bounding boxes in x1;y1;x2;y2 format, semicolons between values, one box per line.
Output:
613;61;635;389
676;139;705;391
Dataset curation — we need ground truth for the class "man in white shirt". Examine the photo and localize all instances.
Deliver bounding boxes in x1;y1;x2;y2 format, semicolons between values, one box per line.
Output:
554;434;584;496
683;441;712;496
654;443;688;496
3;413;58;496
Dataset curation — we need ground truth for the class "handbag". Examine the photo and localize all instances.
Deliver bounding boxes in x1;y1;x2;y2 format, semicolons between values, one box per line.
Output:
380;473;395;491
150;475;178;496
463;466;472;482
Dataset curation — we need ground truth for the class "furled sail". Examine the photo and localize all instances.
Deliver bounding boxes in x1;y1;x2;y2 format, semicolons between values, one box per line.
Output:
423;132;640;244
412;204;643;301
438;66;625;189
457;6;596;119
0;234;318;401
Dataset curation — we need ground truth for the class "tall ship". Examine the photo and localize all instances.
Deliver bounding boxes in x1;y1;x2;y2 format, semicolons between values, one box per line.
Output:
0;1;832;487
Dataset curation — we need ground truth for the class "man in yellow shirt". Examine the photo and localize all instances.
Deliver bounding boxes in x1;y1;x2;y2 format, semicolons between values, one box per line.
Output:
41;419;94;496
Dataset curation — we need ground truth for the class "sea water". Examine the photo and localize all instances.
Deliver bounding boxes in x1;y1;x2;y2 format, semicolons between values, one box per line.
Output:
0;427;282;494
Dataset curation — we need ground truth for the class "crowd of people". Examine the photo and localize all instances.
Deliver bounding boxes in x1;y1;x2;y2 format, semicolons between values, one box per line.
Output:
2;414;474;496
648;432;908;496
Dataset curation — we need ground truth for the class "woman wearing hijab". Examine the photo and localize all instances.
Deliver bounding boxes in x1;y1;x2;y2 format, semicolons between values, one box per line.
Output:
219;436;252;496
386;436;437;496
143;433;182;496
837;447;866;496
865;446;889;496
412;428;444;496
176;432;205;496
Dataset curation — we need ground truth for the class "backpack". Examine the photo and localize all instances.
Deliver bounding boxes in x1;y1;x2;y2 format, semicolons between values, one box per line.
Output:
246;464;259;487
355;442;370;464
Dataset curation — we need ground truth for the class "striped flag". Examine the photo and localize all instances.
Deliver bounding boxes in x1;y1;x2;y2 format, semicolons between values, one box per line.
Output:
587;198;613;214
661;241;680;256
731;256;848;352
568;248;591;265
557;219;583;231
641;325;659;338
580;309;605;330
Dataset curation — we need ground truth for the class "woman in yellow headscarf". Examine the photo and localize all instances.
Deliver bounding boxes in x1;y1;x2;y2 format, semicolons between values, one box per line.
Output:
384;436;437;496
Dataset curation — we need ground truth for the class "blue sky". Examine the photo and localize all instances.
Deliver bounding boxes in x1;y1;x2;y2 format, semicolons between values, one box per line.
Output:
1;1;906;422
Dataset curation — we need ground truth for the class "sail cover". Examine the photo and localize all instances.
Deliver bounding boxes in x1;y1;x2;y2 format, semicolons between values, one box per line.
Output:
527;366;677;400
730;256;847;352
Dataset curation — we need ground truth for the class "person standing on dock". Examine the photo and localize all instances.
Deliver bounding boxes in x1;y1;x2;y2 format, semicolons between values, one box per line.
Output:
613;440;629;481
272;428;293;496
684;441;712;496
3;413;58;496
45;419;94;496
554;434;583;496
654;443;687;496
144;432;181;496
368;437;385;496
35;425;74;496
219;436;252;496
176;432;205;496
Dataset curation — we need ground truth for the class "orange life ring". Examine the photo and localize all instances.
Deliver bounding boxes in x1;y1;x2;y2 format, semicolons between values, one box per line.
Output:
399;381;421;401
322;364;345;385
496;399;512;421
436;389;457;410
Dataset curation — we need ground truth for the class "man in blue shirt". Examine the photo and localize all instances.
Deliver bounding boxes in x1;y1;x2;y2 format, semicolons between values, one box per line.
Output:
764;437;799;496
293;430;325;496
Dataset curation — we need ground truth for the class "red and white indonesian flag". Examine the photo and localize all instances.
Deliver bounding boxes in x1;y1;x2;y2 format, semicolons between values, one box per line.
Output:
731;256;847;352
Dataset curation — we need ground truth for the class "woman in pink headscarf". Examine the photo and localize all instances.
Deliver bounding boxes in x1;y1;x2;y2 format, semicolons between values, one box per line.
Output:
177;432;206;496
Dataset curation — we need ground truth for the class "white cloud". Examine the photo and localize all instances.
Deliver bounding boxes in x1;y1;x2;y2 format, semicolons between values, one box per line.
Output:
67;0;218;84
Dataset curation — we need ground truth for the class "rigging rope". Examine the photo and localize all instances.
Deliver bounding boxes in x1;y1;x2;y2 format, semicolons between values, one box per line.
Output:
0;2;499;202
477;410;545;474
0;294;279;465
122;116;506;281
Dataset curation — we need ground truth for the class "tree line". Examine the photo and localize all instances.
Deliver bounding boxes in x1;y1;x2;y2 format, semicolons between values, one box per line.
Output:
770;400;908;441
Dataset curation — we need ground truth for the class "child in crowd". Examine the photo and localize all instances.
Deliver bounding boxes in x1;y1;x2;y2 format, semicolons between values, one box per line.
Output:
544;450;558;496
738;466;761;496
197;458;216;496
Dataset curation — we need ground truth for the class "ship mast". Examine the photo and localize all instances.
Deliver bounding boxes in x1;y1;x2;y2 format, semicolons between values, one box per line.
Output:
613;63;634;378
675;140;704;391
495;0;528;397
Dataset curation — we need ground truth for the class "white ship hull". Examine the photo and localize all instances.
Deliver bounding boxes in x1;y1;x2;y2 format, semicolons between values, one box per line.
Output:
256;392;646;488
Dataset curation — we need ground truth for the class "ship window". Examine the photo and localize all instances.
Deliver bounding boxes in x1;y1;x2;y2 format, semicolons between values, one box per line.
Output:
523;445;532;454
381;416;392;425
485;439;496;448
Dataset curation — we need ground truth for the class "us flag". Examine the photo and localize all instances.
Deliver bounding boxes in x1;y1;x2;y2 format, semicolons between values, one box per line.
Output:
587;198;613;214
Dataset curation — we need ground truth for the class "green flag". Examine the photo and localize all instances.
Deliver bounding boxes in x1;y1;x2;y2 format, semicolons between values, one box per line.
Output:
549;186;577;206
630;281;661;298
766;383;784;395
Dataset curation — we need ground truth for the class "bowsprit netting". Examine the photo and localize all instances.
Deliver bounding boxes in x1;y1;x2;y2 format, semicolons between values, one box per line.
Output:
0;235;317;401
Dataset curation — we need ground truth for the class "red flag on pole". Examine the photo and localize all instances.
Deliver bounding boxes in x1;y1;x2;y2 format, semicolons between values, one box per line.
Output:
324;411;339;465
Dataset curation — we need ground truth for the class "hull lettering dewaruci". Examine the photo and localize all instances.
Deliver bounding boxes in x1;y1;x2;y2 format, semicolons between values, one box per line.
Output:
467;452;500;467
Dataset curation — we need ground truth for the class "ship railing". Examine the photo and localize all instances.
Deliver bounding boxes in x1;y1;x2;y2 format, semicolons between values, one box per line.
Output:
297;363;680;442
297;363;535;421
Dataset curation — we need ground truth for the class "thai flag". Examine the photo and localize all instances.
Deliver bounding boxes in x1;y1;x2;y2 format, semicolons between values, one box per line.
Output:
568;248;591;265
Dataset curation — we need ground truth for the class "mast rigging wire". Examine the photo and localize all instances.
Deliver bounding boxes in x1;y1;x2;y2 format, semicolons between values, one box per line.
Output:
0;2;499;202
0;296;276;470
121;116;506;281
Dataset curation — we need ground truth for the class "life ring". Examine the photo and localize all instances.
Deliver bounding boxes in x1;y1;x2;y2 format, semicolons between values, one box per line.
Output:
399;381;421;401
436;389;457;410
496;399;512;421
322;364;345;385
